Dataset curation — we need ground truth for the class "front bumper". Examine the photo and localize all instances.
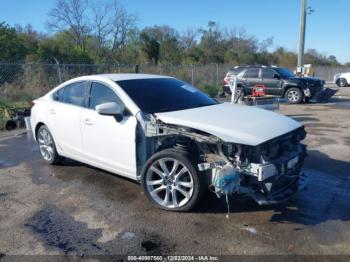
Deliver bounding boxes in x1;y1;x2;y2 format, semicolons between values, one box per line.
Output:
309;87;338;102
250;172;308;205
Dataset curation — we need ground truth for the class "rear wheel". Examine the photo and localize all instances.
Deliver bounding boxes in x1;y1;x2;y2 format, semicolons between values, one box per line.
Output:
141;149;204;211
285;88;303;104
5;120;16;130
37;125;64;165
337;78;348;87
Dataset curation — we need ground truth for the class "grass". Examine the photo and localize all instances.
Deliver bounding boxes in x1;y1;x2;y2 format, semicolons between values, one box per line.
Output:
6;100;32;108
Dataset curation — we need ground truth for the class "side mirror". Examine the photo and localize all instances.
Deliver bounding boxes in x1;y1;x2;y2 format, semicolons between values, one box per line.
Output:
273;73;280;79
96;102;124;122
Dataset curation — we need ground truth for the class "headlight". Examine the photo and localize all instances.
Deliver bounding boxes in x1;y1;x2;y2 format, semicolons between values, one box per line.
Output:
294;127;306;141
303;88;311;97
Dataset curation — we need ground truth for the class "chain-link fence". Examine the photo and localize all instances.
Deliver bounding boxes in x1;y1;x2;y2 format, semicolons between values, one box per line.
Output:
0;62;348;103
0;62;231;102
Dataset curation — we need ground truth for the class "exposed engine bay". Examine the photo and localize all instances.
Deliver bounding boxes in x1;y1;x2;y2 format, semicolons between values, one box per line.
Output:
135;112;307;205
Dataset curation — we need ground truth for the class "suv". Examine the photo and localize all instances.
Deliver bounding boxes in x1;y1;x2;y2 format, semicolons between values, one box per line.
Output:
222;65;325;104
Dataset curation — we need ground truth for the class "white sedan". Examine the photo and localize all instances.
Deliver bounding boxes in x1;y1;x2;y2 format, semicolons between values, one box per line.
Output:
31;74;307;211
334;72;350;87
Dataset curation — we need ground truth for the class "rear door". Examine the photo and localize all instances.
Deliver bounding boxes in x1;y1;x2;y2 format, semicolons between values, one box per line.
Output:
80;81;137;178
241;68;262;95
261;68;282;95
48;81;88;156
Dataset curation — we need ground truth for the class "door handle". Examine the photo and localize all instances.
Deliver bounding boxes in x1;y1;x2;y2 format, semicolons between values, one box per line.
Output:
49;109;56;114
83;118;93;126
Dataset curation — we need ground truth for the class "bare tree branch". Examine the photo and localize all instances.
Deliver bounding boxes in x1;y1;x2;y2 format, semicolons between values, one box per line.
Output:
90;0;113;53
110;0;137;53
47;0;90;50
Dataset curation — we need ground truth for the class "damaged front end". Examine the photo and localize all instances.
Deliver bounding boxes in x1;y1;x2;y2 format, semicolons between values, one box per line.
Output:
198;126;307;205
140;113;307;206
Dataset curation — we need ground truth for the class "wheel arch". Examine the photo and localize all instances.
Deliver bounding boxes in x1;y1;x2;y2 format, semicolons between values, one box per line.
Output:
337;77;348;86
282;84;302;96
156;135;202;163
34;122;46;141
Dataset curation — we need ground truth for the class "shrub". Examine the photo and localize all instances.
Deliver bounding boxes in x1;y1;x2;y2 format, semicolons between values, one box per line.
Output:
199;84;219;97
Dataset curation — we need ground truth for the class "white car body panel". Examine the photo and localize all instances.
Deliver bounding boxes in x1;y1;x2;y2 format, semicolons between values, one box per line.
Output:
155;103;301;146
47;101;83;156
80;108;137;177
334;72;350;84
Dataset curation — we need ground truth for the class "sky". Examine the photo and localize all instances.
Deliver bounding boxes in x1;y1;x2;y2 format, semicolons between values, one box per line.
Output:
0;0;349;63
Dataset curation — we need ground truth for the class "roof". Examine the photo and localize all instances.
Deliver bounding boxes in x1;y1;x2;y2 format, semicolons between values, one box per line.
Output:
90;73;172;81
229;65;278;71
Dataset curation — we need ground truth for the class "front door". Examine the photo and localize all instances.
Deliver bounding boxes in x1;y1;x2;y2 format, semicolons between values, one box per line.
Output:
81;81;137;178
261;68;282;95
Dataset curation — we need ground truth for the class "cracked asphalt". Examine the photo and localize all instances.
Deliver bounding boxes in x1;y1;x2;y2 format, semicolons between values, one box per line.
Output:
0;85;350;257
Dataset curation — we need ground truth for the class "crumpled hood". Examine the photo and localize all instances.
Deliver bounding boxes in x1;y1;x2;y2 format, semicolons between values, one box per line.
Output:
155;103;301;146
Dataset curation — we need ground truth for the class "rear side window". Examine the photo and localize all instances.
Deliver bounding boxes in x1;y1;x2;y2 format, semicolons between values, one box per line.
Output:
244;68;260;78
262;69;275;79
89;82;122;109
62;82;86;106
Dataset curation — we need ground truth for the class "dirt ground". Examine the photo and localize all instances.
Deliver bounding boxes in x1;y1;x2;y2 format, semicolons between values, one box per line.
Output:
0;85;350;258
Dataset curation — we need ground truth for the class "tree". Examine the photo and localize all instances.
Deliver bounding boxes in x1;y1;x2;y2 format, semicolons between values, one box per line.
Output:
90;0;113;57
47;0;91;51
140;26;182;64
38;31;93;63
222;27;258;64
140;31;160;64
0;22;28;84
110;0;137;55
327;55;340;67
15;24;41;61
0;22;27;61
199;21;225;63
272;47;297;67
180;27;198;50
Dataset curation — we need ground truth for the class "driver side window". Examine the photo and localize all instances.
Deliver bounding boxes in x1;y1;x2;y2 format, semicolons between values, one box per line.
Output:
262;69;276;79
89;82;123;110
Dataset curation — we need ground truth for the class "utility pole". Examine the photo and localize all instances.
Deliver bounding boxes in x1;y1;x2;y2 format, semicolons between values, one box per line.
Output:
297;0;307;74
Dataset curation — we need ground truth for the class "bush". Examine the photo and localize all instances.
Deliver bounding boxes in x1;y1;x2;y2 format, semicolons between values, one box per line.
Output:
199;84;219;97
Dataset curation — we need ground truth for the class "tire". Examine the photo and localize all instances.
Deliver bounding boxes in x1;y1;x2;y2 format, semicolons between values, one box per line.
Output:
141;148;205;212
337;78;348;87
5;120;17;130
36;125;64;165
285;88;304;104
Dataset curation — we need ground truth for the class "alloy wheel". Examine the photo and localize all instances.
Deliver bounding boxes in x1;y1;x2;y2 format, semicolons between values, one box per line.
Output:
287;90;300;103
145;158;194;209
38;128;54;161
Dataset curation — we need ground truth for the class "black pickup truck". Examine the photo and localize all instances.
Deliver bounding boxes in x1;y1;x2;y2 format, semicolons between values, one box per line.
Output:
221;65;330;104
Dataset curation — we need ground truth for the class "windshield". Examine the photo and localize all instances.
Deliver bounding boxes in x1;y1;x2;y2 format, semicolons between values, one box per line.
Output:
275;67;295;78
116;78;217;113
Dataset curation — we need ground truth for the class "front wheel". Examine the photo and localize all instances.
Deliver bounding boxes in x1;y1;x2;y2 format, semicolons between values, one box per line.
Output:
337;78;348;87
285;88;304;104
37;125;64;165
141;149;205;211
